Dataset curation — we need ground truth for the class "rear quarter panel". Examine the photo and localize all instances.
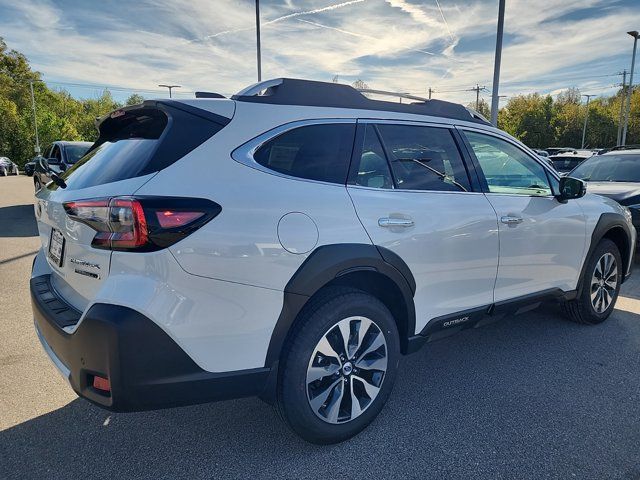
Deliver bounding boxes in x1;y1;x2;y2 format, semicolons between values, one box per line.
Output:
134;103;372;291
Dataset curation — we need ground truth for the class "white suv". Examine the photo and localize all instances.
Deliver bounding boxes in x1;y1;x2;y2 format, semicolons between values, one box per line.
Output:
31;78;635;444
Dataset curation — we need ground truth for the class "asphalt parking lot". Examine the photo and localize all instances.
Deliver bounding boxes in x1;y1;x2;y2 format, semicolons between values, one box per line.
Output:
1;175;639;480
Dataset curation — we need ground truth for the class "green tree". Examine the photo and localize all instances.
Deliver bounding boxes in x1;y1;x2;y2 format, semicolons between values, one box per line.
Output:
125;93;145;106
498;94;554;148
467;98;491;119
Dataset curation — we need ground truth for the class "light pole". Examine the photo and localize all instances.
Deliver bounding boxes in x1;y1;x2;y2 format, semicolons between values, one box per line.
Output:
490;0;506;126
581;94;595;149
158;84;181;98
256;0;262;81
29;81;41;156
617;70;627;145
621;31;639;146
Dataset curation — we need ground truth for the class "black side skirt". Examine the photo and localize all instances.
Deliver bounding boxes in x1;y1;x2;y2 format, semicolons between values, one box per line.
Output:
406;288;575;353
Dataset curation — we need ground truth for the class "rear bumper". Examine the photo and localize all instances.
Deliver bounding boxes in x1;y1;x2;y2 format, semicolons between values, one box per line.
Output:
31;274;270;412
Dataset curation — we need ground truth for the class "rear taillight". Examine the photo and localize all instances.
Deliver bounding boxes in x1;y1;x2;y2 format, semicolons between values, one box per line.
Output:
63;196;221;251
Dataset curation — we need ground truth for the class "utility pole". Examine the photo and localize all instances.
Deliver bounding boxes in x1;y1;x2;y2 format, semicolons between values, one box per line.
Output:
29;81;40;156
471;84;485;111
428;87;433;99
256;0;262;81
581;94;595;149
158;84;181;98
617;70;627;146
622;31;639;146
490;0;506;126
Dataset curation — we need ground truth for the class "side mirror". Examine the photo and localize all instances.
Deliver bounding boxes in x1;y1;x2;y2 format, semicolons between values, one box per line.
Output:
47;158;63;172
36;156;49;173
557;176;586;201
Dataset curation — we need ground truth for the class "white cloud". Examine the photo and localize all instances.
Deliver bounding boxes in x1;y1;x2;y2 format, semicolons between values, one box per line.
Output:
0;0;637;104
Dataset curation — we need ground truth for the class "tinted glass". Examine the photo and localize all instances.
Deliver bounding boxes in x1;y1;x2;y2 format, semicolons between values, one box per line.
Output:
60;108;168;190
570;154;640;182
254;124;355;184
64;144;91;164
354;125;393;189
50;145;62;162
376;124;470;192
464;131;551;196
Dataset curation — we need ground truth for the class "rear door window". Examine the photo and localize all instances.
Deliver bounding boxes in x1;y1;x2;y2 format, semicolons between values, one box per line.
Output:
375;124;471;192
253;123;356;184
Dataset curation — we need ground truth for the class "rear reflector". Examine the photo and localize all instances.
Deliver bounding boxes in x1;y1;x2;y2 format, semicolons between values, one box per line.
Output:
93;375;111;392
156;210;204;228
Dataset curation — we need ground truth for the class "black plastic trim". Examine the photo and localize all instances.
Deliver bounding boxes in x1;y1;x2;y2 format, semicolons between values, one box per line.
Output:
233;78;489;125
154;99;232;127
577;212;634;291
31;275;269;412
407;288;575;353
264;243;416;367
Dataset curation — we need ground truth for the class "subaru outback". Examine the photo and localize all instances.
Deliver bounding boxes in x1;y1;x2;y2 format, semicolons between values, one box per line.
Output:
31;78;635;444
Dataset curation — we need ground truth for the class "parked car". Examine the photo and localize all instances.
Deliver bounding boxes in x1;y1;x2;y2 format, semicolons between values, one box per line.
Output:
546;147;575;156
550;150;593;174
24;157;39;176
33;141;92;191
30;78;635;444
0;157;19;176
569;149;640;243
534;149;549;157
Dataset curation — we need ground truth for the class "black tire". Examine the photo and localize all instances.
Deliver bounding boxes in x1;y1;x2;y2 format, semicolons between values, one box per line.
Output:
34;178;41;192
564;238;622;325
277;287;400;444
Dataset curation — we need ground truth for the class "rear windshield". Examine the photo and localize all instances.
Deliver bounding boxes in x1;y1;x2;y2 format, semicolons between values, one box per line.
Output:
64;144;92;164
59;104;227;190
570;154;640;182
550;157;585;172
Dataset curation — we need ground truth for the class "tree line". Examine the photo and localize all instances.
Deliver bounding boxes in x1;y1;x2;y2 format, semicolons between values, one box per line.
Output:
1;37;639;168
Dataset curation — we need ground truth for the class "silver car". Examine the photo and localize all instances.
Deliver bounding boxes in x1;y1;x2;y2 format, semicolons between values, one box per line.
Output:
0;157;19;176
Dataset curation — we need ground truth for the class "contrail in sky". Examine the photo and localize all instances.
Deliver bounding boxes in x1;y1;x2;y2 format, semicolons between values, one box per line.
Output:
297;18;436;56
195;0;365;42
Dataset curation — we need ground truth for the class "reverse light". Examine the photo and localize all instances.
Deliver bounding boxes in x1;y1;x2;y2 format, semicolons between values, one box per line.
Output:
63;196;221;251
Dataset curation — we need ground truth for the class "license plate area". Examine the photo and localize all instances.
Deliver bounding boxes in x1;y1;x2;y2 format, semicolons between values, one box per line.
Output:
48;228;65;267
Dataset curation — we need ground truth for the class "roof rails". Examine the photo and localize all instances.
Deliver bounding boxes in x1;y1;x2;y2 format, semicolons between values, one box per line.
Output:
195;91;226;99
610;144;640;151
231;78;489;125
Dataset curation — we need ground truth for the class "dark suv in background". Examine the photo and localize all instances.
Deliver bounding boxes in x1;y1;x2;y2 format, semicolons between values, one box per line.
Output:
34;141;92;191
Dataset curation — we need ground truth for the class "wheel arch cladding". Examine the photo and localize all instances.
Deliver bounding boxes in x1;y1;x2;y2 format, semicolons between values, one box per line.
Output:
578;212;632;296
264;244;416;367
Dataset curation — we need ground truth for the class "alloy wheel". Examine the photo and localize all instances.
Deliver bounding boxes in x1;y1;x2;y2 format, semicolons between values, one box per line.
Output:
590;252;617;314
306;316;387;424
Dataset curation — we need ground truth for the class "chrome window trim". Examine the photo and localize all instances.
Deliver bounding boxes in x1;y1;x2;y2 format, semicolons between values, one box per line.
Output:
231;118;357;187
347;184;485;195
357;118;456;128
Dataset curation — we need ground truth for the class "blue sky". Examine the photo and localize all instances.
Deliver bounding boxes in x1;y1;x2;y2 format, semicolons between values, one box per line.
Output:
0;0;639;105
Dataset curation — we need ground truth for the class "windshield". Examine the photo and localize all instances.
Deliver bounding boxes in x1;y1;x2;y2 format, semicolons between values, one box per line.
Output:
570;154;640;182
551;157;585;172
64;144;91;164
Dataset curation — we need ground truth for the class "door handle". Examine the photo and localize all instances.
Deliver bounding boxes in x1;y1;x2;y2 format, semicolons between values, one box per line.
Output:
500;215;523;225
378;217;414;228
